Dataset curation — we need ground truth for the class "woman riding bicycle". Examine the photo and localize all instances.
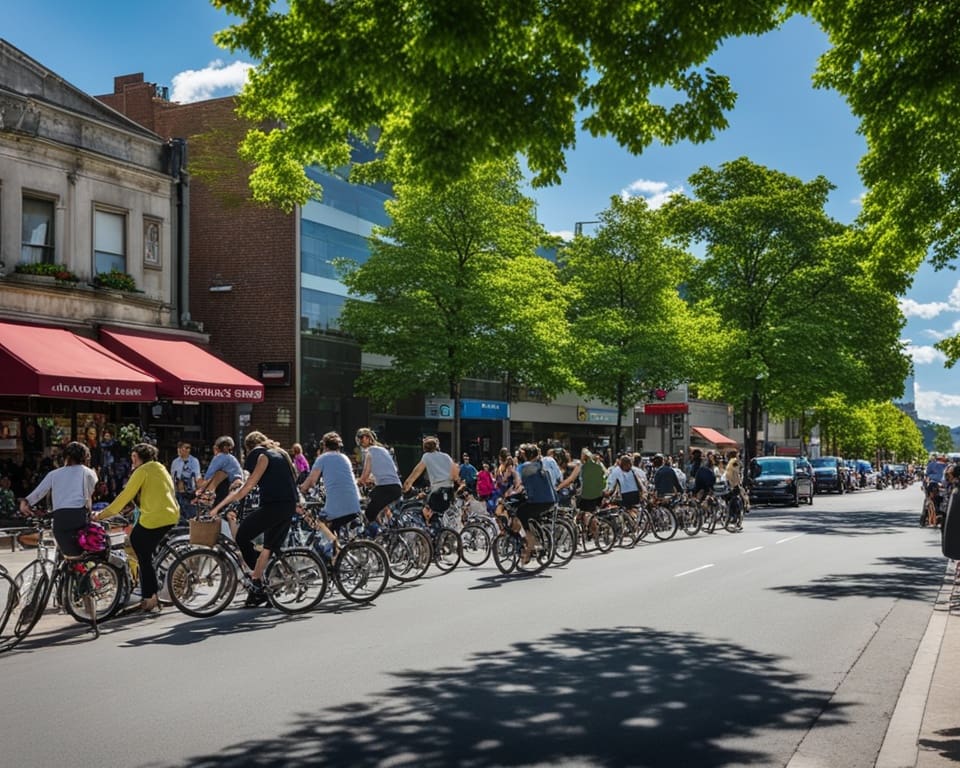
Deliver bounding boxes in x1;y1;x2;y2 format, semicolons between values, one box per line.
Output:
19;441;97;558
356;428;402;525
211;431;300;607
96;442;179;613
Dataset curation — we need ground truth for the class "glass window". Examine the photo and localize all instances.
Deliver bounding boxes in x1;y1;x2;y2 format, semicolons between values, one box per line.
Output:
21;196;55;264
94;209;126;274
301;220;372;279
301;288;347;332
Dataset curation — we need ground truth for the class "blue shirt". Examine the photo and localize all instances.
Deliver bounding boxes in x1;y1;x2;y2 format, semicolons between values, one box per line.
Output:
313;451;361;519
205;451;244;504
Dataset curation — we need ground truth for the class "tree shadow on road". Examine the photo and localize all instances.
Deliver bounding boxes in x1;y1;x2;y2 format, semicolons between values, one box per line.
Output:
919;726;960;762
155;626;850;768
770;555;945;602
749;507;921;537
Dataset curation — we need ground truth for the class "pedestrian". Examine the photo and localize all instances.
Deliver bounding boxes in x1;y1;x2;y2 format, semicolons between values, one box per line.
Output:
356;428;402;524
291;442;310;479
476;461;496;502
403;436;459;527
96;443;179;613
211;431;300;607
19;441;97;557
170;440;201;521
459;453;478;495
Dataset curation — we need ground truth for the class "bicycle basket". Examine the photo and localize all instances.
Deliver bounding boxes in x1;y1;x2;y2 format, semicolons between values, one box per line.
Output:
189;517;221;547
76;522;108;553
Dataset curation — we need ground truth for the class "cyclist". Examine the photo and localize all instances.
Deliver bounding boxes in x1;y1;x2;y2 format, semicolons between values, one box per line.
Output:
300;431;362;538
211;431;300;607
194;435;244;537
652;454;683;498
402;436;459;527
97;442;179;613
604;454;648;512
513;443;558;563
356;428;402;525
19;441;97;558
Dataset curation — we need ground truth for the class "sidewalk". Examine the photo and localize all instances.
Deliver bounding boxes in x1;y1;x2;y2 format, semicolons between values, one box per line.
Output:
877;561;960;768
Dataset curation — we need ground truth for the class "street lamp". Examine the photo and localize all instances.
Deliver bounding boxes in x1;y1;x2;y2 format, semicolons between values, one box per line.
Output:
574;220;601;237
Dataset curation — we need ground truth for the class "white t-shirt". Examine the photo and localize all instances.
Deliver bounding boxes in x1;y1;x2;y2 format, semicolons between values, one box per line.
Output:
26;464;97;510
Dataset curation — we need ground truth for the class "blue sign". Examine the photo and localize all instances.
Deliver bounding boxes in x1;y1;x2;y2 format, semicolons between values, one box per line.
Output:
461;399;510;420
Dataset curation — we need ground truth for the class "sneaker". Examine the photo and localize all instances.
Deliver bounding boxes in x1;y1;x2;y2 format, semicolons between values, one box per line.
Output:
243;587;268;608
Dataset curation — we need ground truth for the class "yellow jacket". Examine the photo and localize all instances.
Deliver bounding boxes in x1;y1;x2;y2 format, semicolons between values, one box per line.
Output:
101;461;180;529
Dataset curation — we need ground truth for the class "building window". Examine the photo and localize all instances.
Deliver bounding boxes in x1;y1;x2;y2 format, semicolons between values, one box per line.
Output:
143;217;161;268
94;209;126;274
21;196;55;264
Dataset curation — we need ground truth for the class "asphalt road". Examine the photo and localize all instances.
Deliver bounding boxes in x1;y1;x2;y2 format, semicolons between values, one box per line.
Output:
0;483;945;768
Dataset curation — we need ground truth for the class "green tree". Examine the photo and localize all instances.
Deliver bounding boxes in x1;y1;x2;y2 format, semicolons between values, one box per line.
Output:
933;424;955;455
337;160;572;456
214;0;786;207
664;158;909;461
559;195;699;454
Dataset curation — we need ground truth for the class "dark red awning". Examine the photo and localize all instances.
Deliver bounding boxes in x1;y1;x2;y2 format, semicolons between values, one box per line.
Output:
643;402;689;414
0;322;158;401
100;329;263;403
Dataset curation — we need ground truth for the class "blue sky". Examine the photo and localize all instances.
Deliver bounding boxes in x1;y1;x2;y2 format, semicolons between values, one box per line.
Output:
5;3;959;425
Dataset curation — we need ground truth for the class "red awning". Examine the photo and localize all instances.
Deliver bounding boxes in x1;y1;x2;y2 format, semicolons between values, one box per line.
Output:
0;322;158;401
643;402;689;415
99;329;263;403
691;426;739;446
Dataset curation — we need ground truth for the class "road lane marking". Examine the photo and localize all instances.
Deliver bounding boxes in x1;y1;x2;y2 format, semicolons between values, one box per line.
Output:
775;534;804;544
742;546;764;553
674;564;715;577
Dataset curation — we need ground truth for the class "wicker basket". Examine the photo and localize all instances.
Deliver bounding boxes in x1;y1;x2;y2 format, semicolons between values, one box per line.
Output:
189;517;221;547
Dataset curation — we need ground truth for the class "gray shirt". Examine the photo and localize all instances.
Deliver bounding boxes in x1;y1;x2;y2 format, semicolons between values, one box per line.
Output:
366;445;400;486
421;451;455;490
26;464;97;511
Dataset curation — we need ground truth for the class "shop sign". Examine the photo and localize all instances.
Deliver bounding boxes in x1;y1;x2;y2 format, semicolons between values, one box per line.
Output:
425;398;454;419
586;409;618;424
461;399;509;420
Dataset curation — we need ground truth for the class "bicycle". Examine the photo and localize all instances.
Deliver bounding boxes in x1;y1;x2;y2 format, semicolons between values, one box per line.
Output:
296;503;391;603
491;498;553;576
165;523;328;617
393;493;462;574
2;515;128;647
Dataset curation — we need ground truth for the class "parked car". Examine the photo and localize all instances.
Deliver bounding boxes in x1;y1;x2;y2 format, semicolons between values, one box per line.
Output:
810;456;845;494
747;456;814;506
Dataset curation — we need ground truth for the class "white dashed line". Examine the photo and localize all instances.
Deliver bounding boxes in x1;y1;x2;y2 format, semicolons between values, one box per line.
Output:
674;564;715;578
742;546;764;553
775;534;805;544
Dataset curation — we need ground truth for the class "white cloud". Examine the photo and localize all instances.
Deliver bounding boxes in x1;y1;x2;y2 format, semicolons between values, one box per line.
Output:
620;178;683;210
899;279;960;319
850;190;866;207
552;229;575;242
905;344;947;365
915;383;960;427
170;60;253;104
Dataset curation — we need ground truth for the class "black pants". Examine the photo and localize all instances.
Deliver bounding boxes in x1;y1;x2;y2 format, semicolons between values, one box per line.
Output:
365;484;402;522
131;523;175;598
52;507;89;557
236;501;294;571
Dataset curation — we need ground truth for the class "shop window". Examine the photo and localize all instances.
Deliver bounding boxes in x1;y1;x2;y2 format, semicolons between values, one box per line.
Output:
21;195;55;264
94;208;126;275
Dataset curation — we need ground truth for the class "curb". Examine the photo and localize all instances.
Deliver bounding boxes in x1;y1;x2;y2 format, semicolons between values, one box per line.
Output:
875;561;955;768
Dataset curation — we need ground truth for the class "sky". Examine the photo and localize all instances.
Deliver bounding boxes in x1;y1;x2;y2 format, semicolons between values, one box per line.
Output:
4;3;959;425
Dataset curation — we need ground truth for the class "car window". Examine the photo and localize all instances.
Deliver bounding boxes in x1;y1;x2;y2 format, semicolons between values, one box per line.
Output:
755;459;793;475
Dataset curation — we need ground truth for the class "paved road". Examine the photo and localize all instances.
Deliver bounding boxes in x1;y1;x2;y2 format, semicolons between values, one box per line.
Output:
0;484;944;767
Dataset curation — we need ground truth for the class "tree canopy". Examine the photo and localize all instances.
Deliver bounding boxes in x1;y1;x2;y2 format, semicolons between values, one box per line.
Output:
337;159;572;455
663;157;909;459
559;195;699;452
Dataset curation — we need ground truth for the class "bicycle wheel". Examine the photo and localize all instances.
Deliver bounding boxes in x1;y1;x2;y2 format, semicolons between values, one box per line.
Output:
8;560;53;646
394;528;432;582
166;549;236;618
617;512;639;549
516;521;552;575
61;561;126;624
334;540;389;603
594;519;616;553
701;500;718;534
651;505;679;541
153;531;192;600
432;527;462;573
264;548;328;614
460;522;492;566
492;532;518;575
550;519;577;567
0;569;18;651
724;501;743;532
677;501;702;537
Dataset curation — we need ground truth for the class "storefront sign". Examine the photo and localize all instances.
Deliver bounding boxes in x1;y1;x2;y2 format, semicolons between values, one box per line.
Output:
45;381;152;400
461;399;509;420
425;398;454;419
586;409;618;424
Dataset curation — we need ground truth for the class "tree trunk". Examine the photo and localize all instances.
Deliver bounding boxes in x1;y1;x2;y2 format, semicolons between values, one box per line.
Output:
451;377;462;459
747;385;762;462
614;377;625;456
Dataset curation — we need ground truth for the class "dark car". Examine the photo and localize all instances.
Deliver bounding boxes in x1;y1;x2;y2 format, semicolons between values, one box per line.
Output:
748;457;814;506
810;455;845;494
